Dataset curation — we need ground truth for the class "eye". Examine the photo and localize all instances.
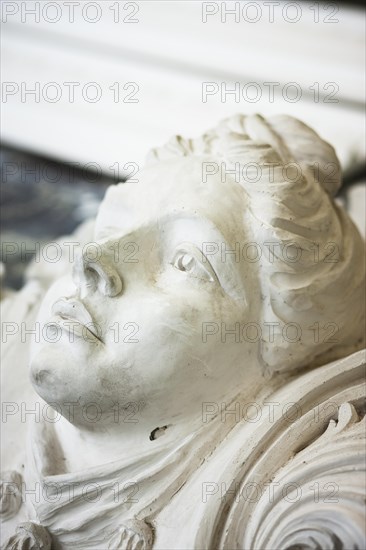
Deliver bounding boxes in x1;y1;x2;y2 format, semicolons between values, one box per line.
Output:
175;253;195;272
171;247;218;283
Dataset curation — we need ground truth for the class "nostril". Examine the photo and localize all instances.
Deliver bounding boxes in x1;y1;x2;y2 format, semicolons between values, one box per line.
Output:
73;249;123;298
99;274;123;297
85;260;123;297
85;266;99;284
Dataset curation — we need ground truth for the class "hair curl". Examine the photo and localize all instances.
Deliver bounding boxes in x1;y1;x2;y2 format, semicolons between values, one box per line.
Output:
146;114;365;372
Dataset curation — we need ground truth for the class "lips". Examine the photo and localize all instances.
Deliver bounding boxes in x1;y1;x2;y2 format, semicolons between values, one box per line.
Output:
51;297;103;343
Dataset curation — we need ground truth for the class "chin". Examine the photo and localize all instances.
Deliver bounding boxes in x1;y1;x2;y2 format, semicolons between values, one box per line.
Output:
30;345;76;405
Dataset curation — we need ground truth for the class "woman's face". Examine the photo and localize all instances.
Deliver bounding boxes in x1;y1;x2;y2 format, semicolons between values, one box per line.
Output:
30;158;260;432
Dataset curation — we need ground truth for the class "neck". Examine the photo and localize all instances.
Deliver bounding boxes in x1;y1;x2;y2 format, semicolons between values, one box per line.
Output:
46;377;274;474
53;412;211;472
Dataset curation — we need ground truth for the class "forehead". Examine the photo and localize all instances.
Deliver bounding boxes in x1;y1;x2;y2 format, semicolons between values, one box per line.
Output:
96;157;247;238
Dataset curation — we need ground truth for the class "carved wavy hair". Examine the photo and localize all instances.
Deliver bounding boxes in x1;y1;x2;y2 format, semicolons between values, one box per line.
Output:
146;114;365;373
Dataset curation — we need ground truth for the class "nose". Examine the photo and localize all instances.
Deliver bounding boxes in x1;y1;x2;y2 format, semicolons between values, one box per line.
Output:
73;242;123;298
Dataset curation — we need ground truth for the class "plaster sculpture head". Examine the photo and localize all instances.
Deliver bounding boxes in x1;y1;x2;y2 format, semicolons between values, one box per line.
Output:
3;114;366;550
29;114;365;438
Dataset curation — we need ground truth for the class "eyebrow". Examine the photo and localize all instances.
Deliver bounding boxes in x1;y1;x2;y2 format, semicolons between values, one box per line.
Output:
95;213;247;304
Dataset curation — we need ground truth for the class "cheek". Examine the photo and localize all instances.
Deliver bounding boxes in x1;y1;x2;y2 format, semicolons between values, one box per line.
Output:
102;290;203;370
104;288;241;385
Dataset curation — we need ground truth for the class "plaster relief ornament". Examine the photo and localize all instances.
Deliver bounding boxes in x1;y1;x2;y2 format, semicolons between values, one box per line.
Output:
1;114;365;549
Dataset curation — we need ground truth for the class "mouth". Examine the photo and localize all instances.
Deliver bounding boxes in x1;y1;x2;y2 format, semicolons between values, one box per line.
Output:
51;297;103;344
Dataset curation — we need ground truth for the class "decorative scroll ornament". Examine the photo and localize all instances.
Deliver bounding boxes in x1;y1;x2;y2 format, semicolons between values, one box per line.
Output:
196;354;366;549
245;402;366;550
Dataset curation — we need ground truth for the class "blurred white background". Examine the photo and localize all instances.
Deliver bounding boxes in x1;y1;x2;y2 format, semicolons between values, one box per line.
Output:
1;1;365;168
